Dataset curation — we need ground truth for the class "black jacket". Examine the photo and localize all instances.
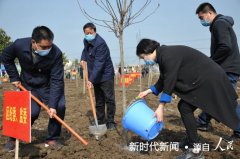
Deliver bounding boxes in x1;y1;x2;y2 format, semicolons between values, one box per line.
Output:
81;34;114;84
1;37;64;109
154;45;239;130
210;14;240;75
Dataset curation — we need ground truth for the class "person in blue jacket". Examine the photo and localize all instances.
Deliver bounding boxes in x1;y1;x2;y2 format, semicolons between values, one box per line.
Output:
1;26;65;151
81;23;116;130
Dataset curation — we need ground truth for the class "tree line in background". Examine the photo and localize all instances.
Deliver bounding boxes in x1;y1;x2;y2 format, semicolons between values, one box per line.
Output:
0;28;12;54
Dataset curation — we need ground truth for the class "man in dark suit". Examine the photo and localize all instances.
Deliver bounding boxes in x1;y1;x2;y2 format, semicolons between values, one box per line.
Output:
1;26;66;151
81;23;116;130
195;2;240;140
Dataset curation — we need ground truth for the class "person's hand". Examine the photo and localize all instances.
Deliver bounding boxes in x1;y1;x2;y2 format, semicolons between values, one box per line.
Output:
138;89;152;98
153;103;165;122
81;60;86;67
87;81;93;88
11;81;20;87
48;108;57;118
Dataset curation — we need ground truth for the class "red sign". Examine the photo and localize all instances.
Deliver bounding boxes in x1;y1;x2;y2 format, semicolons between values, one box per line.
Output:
2;91;31;143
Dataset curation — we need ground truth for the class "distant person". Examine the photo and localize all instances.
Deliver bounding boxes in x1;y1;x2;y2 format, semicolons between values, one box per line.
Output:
1;26;66;151
1;63;6;77
137;39;240;159
65;69;71;80
195;2;240;140
79;64;83;79
118;66;121;75
81;23;116;130
141;65;149;78
71;69;77;80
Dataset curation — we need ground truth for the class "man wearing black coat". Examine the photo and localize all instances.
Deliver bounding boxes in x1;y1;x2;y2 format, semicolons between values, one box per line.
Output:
81;23;116;130
196;2;240;139
1;26;65;151
137;39;240;159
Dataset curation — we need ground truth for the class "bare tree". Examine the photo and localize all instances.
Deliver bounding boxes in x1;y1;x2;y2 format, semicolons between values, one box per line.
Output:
77;0;160;113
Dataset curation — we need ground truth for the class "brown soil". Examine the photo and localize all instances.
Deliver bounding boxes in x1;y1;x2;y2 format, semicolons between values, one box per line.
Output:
0;76;240;159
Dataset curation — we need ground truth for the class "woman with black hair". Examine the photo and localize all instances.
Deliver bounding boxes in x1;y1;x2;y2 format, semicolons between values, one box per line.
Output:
137;38;240;159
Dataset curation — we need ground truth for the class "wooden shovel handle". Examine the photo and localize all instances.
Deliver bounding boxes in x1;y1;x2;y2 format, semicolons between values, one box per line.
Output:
17;84;88;146
82;62;98;121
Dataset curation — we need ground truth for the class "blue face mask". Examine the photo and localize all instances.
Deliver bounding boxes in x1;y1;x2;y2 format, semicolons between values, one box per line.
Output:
35;47;52;56
85;34;96;42
144;59;155;66
200;19;210;27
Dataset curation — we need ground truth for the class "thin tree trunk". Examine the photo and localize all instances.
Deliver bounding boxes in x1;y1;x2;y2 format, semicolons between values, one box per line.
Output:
148;65;151;87
119;32;129;148
139;62;142;92
119;32;127;113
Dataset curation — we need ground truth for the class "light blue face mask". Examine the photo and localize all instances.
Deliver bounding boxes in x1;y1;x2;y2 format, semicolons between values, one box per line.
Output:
85;34;96;42
144;59;155;66
200;19;210;27
35;47;52;56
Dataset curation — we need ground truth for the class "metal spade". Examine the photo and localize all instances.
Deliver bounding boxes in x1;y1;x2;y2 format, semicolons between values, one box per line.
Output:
82;61;107;140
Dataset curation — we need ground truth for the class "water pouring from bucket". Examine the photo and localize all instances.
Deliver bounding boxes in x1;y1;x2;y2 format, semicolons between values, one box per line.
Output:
122;99;163;141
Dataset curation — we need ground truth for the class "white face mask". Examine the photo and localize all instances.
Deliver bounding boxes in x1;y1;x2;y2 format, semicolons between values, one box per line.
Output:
34;43;52;56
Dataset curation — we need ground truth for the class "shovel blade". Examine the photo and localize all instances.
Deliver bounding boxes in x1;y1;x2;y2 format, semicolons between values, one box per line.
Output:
89;124;107;137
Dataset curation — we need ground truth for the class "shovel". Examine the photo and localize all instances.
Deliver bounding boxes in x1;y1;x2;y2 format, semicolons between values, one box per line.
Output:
82;62;107;140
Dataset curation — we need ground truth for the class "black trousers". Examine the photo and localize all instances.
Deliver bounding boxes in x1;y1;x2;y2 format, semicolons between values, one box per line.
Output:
93;79;116;124
178;99;199;146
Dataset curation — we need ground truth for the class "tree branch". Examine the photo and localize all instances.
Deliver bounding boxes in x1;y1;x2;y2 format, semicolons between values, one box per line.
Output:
124;0;160;28
116;0;122;15
94;0;112;16
76;0;160;38
77;0;112;23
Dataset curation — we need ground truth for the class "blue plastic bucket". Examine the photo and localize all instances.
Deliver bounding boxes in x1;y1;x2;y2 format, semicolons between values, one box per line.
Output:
122;99;163;141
